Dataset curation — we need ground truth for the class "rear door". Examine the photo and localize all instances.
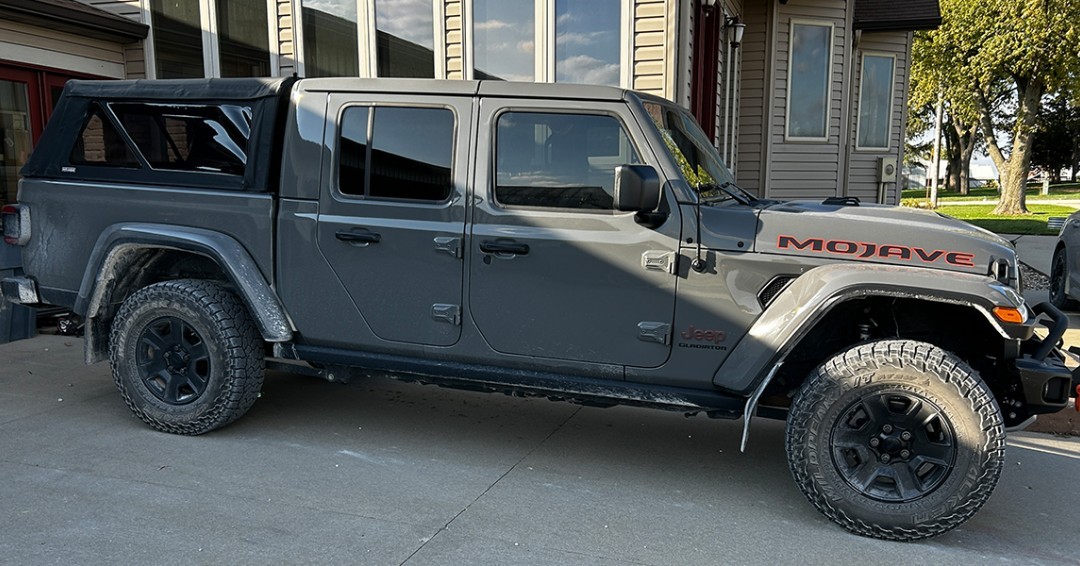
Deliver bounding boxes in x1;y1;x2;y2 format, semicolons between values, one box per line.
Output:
315;94;470;346
468;99;681;368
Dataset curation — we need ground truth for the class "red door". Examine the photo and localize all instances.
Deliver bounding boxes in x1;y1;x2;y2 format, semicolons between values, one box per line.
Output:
0;63;96;205
0;66;44;205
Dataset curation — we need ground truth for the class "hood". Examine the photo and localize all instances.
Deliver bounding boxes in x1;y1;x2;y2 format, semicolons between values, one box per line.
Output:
754;200;1016;279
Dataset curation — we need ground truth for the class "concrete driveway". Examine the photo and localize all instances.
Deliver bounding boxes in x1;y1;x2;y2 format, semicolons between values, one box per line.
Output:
1;334;1078;565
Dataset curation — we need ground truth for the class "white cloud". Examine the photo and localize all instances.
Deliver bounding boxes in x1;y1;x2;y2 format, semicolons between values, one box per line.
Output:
475;19;512;31
518;40;535;54
302;0;356;21
375;0;434;48
558;54;619;86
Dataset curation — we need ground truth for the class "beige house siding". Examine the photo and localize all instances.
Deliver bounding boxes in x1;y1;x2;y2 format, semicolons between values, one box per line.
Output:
74;0;147;78
0;18;127;78
765;0;849;200
277;0;297;76
631;0;669;97
734;0;770;195
445;0;464;79
846;30;911;204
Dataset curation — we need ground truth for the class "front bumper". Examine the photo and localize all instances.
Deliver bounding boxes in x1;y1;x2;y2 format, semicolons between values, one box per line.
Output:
1014;302;1075;415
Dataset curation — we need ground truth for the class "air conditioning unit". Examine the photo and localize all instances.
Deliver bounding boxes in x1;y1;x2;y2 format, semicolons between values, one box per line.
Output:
878;157;898;182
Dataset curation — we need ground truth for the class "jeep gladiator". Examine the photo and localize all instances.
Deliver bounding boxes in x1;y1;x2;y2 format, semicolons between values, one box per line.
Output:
2;77;1076;540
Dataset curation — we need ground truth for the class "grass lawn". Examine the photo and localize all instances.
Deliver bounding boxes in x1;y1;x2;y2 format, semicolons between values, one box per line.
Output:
933;204;1076;235
901;182;1080;203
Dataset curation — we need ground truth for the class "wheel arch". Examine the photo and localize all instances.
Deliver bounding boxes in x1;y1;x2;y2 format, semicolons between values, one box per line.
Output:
719;263;1030;448
76;223;293;363
717;263;1027;393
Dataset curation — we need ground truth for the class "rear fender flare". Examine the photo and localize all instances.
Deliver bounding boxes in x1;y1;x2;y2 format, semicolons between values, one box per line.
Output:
77;223;293;362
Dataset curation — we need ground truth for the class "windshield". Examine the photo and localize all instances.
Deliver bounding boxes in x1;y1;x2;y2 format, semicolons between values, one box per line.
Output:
643;100;738;202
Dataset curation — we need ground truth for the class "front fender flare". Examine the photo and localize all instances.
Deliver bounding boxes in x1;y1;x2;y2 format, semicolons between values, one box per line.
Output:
716;262;1027;395
77;224;293;356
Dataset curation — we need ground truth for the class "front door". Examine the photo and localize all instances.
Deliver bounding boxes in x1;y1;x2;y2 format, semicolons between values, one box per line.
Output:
315;94;471;347
468;100;681;368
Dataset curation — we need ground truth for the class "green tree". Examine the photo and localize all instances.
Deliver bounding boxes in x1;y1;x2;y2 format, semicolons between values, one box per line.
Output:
1031;93;1080;183
912;0;1080;214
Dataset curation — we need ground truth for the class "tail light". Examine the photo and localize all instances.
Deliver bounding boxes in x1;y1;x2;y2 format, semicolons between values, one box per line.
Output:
2;204;30;246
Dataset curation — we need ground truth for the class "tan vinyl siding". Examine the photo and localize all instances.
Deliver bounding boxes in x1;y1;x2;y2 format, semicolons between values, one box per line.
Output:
847;31;911;204
0;18;127;78
734;0;769;194
444;0;463;79
632;0;668;96
277;0;297;76
75;0;146;78
767;0;848;200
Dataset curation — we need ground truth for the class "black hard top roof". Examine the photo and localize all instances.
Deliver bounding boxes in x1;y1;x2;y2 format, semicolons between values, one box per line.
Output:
62;77;293;101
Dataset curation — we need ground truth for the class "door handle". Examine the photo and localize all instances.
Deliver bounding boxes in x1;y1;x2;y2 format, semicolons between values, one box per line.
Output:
480;240;530;256
335;230;381;245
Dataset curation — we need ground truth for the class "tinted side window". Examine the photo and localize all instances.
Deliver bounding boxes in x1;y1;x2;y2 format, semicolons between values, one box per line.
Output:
69;104;139;167
111;103;251;175
339;106;369;196
495;112;639;210
337;106;454;202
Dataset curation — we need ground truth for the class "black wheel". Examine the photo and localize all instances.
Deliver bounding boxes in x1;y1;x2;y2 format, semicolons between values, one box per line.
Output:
1050;247;1078;310
786;340;1005;541
109;279;264;435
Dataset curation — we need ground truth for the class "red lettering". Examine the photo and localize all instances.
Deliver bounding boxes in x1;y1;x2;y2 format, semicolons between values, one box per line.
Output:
878;245;912;260
946;252;976;267
913;248;945;262
826;240;858;254
777;235;823;251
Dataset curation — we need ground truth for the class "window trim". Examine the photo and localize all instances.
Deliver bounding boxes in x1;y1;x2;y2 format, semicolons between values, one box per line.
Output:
489;108;642;213
784;19;834;143
854;51;897;152
333;102;459;206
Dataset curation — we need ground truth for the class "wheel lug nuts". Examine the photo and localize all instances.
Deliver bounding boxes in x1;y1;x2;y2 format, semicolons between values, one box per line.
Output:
881;454;891;463
882;424;893;434
900;450;911;459
900;431;912;441
869;438;880;447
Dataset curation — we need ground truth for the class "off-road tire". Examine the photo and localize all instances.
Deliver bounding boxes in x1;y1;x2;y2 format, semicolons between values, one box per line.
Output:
1049;247;1078;310
109;279;264;435
786;340;1004;541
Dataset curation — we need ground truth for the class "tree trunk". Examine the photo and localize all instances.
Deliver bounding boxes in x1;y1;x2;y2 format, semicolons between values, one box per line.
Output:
977;81;1043;215
954;122;977;195
944;123;961;192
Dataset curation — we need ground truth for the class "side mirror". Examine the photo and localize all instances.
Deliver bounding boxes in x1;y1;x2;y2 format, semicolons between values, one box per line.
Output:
613;165;661;212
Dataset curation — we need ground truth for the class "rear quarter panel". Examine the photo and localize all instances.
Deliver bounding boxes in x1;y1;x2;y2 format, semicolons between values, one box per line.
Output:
18;178;274;307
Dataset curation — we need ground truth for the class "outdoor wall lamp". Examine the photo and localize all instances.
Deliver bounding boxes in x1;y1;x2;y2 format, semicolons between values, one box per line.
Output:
725;16;746;49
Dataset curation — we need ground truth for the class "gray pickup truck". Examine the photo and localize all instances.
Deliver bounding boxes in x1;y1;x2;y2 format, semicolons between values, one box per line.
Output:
2;77;1075;541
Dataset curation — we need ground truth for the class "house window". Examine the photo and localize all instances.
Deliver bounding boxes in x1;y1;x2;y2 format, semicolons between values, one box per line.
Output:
217;0;272;77
151;0;274;78
375;0;436;78
495;112;639;210
786;21;833;141
338;106;455;201
473;0;534;81
554;0;621;86
856;54;896;150
301;1;360;77
151;0;205;78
